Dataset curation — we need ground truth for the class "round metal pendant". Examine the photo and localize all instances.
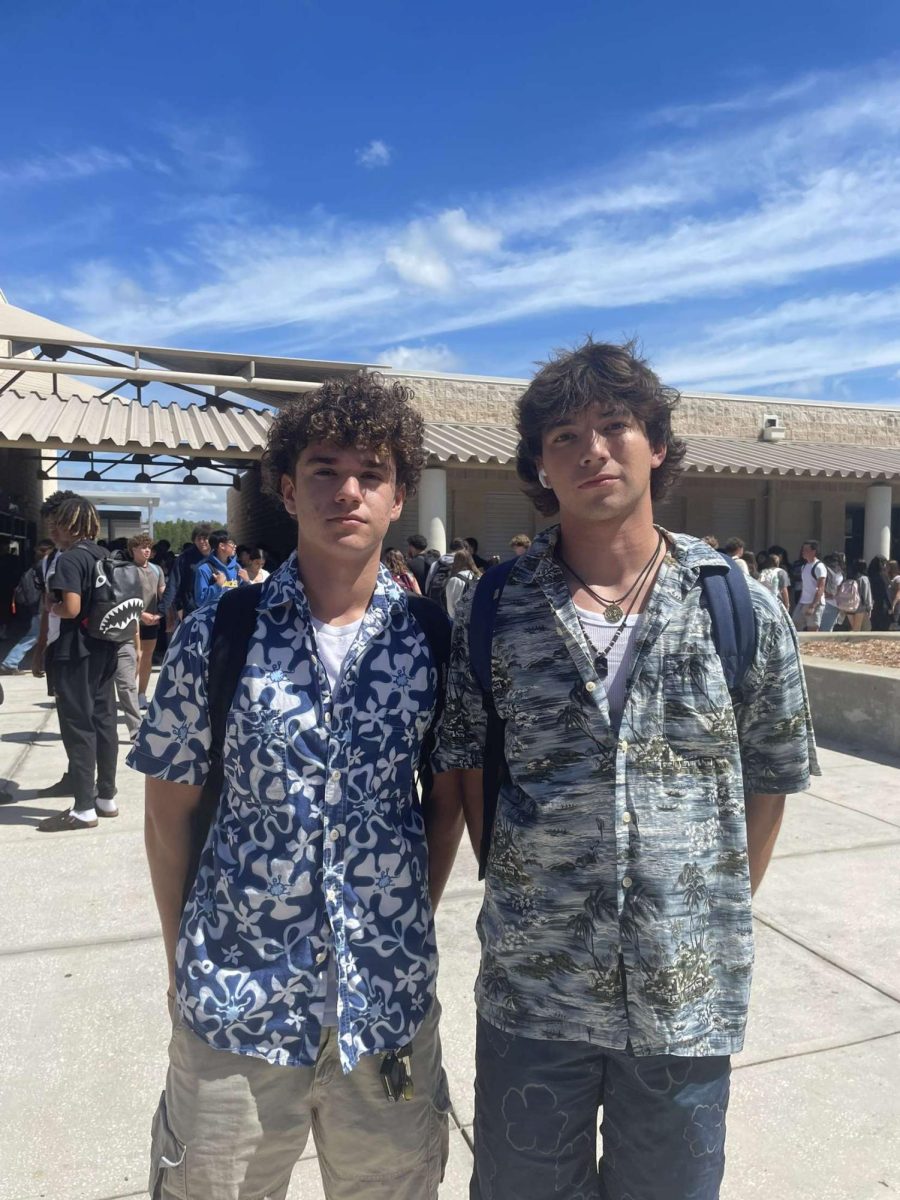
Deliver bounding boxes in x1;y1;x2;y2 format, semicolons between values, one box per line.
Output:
603;604;624;623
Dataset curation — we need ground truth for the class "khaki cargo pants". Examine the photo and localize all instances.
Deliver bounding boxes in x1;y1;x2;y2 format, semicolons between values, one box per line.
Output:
149;999;450;1199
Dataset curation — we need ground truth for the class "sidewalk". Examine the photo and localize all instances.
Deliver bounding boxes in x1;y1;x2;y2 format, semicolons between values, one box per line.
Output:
0;671;897;1200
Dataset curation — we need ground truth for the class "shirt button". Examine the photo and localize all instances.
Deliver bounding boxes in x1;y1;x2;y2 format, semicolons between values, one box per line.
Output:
330;769;340;782
622;812;632;824
622;876;633;889
585;680;597;693
324;712;331;723
329;829;340;842
315;950;328;964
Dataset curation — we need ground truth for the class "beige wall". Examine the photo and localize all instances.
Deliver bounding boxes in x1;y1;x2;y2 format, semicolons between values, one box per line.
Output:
392;371;900;448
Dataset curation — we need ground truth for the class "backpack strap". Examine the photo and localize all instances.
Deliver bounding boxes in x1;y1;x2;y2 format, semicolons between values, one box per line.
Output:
184;583;261;908
467;557;517;879
406;594;452;807
469;558;517;694
699;553;757;692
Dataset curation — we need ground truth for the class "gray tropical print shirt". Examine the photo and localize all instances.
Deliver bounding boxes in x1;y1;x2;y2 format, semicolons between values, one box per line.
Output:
436;526;819;1057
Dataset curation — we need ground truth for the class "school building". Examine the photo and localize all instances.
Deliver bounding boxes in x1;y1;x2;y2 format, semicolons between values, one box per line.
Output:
1;298;899;564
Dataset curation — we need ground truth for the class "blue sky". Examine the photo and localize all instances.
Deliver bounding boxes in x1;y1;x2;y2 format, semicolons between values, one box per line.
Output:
3;2;900;518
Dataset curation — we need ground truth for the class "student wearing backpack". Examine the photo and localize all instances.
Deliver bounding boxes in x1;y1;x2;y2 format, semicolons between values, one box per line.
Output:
820;552;845;632
842;560;872;631
128;374;463;1200
0;540;55;674
443;548;481;619
437;339;818;1200
792;541;828;631
38;497;126;831
193;529;244;609
159;523;212;629
425;537;468;608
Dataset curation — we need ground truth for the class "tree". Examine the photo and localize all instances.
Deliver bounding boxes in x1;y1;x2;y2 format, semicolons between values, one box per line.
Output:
153;518;217;551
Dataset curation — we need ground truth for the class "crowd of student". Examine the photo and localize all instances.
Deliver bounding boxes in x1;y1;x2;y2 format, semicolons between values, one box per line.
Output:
702;535;900;632
385;531;532;616
0;501;279;820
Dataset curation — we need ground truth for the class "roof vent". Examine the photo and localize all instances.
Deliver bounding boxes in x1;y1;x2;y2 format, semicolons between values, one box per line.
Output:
761;413;786;443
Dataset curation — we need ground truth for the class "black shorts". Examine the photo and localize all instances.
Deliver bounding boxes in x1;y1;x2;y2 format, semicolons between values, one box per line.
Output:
139;625;160;642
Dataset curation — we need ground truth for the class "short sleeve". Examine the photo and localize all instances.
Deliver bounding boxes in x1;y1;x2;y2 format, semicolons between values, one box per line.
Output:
814;562;828;581
52;548;89;597
734;593;820;795
432;588;488;772
126;610;212;785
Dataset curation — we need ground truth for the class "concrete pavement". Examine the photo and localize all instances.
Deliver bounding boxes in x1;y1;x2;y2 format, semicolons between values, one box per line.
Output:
0;671;898;1199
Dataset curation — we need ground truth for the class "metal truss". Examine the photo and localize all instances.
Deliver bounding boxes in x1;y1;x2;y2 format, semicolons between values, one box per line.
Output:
40;449;258;488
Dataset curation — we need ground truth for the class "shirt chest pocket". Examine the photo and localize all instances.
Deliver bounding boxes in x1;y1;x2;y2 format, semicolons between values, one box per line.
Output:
223;709;290;806
663;653;736;755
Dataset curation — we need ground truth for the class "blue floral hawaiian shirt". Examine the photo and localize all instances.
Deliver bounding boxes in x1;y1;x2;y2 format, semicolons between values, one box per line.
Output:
128;552;443;1072
437;526;820;1058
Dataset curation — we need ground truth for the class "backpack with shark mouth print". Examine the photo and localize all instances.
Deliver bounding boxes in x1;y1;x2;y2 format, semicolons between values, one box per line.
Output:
84;551;145;642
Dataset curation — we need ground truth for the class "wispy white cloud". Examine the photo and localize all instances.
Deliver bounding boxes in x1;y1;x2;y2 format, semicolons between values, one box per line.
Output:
648;72;825;128
19;64;900;400
379;343;461;372
356;139;392;168
0;146;143;188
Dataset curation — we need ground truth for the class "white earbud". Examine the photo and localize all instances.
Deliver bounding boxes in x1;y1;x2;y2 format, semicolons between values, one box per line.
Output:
538;468;552;490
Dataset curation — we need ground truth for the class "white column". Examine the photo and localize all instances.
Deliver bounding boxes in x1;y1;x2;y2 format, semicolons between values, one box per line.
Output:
419;468;447;554
863;484;892;561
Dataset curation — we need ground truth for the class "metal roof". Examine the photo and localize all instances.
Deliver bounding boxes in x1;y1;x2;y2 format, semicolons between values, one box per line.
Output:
2;377;900;481
682;437;900;481
0;376;269;458
423;422;519;464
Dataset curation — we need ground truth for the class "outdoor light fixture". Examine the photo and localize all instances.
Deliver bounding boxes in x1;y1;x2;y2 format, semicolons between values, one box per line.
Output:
183;472;200;485
134;470;152;483
84;469;101;481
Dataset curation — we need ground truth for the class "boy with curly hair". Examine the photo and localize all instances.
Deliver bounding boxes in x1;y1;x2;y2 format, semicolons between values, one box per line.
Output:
130;375;464;1200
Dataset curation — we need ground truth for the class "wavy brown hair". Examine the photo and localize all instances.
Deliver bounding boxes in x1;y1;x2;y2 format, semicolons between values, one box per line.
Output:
516;338;687;515
262;374;426;501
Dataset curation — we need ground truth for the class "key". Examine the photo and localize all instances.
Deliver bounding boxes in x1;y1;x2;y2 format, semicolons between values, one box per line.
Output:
379;1045;414;1102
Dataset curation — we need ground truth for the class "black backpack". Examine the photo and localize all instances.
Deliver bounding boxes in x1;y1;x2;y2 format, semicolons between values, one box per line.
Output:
83;549;145;643
13;566;41;615
182;584;452;906
426;558;454;610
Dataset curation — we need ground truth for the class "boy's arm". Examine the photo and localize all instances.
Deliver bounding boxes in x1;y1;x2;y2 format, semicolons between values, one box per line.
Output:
745;793;785;894
461;769;484;859
424;769;465;910
145;777;204;992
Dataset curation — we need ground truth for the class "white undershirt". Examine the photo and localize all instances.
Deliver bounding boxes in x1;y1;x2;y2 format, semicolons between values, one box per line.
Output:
309;615;363;1027
574;605;643;730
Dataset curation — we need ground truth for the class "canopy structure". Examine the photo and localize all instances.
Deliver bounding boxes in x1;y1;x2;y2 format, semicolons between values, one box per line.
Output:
0;303;385;410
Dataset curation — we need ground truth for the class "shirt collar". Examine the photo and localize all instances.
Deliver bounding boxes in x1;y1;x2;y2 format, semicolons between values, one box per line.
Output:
516;523;727;586
256;550;407;620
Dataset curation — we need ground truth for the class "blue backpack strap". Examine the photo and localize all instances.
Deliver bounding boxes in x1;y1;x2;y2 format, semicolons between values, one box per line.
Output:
699;554;756;692
467;557;517;879
468;557;517;696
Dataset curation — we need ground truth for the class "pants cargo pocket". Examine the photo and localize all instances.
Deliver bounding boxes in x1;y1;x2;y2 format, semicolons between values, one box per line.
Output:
149;1091;187;1199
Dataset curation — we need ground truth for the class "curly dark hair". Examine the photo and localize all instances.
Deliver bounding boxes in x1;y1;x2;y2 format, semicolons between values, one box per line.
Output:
262;374;426;502
515;338;687;515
